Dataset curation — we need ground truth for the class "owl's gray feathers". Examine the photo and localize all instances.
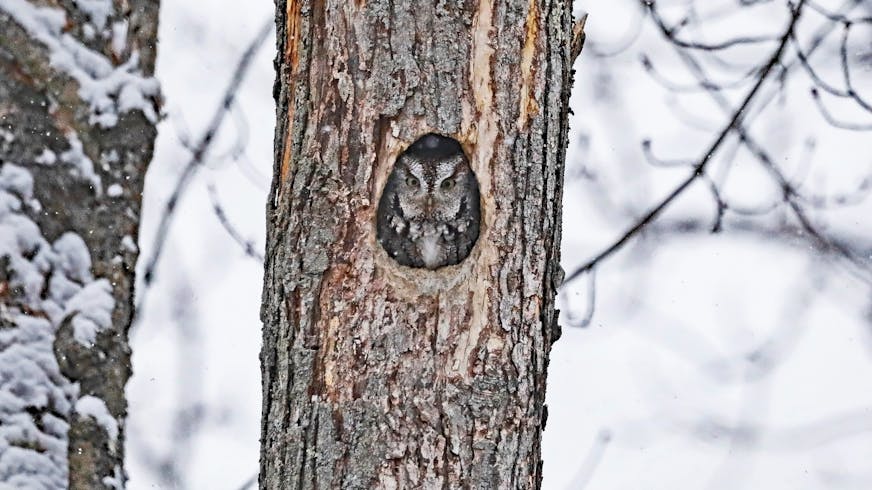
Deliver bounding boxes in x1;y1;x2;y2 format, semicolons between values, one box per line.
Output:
377;134;480;270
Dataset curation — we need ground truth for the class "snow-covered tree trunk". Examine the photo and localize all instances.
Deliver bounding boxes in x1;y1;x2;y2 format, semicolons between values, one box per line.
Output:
0;0;159;487
261;0;574;487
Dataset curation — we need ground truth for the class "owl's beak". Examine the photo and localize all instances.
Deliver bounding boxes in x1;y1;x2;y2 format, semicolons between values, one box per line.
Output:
424;196;434;213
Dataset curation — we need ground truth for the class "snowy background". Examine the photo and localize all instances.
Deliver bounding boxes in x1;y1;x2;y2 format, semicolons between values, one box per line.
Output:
128;0;872;488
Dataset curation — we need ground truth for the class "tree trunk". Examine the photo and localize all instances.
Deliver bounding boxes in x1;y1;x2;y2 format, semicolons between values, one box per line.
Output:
0;1;159;487
261;0;573;487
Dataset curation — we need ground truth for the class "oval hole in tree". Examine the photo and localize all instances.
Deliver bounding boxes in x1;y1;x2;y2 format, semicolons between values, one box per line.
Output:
376;133;481;270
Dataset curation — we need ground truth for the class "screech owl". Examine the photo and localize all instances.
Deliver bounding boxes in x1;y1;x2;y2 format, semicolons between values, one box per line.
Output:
377;133;481;270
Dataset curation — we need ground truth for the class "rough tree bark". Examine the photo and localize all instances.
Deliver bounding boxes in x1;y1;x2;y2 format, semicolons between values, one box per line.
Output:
0;0;159;487
262;0;575;488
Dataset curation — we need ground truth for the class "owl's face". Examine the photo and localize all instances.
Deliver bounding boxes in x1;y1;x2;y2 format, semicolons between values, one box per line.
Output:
394;153;470;221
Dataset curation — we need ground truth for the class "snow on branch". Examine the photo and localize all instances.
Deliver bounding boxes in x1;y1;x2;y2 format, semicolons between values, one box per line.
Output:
0;161;116;485
0;0;159;128
75;395;119;449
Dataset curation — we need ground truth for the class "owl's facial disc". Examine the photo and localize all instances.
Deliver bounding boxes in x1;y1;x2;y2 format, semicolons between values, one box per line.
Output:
426;154;466;218
396;161;430;219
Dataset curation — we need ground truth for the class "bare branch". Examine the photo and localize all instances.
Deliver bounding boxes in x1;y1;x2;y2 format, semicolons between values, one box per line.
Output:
567;430;612;489
810;88;872;131
807;0;872;23
135;19;272;319
235;474;258;490
588;8;644;58
562;268;597;328
563;0;807;285
207;183;265;262
641;53;759;93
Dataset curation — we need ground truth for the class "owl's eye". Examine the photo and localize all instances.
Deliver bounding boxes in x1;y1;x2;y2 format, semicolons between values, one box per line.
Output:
406;176;420;187
440;178;454;190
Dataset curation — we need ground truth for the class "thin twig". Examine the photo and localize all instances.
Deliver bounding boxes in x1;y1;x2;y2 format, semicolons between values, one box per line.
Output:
563;267;598;328
235;473;258;490
207;183;265;262
809;88;872;131
567;429;613;489
641;53;759;93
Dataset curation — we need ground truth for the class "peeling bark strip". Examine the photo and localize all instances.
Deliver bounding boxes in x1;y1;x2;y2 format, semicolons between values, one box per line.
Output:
262;0;574;488
0;0;159;487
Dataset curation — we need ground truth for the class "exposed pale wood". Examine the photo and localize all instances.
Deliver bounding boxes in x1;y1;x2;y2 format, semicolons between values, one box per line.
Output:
262;0;575;487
